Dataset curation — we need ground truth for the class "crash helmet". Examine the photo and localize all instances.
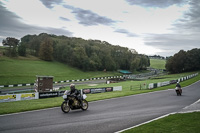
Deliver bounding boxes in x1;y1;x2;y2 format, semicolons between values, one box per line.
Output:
70;84;75;91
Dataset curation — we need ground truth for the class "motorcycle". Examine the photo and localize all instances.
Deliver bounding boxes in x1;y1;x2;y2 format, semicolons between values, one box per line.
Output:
61;90;88;113
175;87;182;96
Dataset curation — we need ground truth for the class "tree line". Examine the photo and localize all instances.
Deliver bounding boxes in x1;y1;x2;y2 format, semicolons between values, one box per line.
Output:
148;55;165;59
165;48;200;73
2;33;150;71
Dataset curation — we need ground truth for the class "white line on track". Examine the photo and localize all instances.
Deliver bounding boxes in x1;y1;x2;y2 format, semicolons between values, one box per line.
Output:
183;98;200;109
115;108;200;133
115;112;176;133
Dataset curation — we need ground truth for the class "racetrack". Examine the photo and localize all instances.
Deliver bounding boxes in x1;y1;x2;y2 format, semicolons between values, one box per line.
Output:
0;81;200;133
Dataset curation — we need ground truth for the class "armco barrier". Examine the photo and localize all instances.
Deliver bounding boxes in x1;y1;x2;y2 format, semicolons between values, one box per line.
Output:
148;73;198;89
0;76;123;88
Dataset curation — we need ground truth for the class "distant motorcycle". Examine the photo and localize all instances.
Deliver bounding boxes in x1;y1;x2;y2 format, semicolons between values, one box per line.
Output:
61;90;88;113
175;87;182;96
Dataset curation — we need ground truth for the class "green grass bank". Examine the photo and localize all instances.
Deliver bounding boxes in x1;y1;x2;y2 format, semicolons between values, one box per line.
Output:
150;58;166;69
123;112;200;133
0;56;120;85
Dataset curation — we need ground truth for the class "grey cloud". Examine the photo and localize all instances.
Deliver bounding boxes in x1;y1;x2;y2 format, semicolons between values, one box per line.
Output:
40;0;63;8
115;29;138;37
63;5;116;26
142;0;200;57
174;0;200;32
0;3;28;38
126;0;187;8
144;33;200;56
0;3;73;44
60;17;70;21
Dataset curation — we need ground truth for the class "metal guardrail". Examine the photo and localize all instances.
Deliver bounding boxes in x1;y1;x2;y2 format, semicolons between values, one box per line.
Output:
123;69;164;80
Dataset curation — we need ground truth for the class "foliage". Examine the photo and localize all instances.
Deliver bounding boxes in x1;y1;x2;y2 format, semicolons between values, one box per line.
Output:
19;33;150;71
2;37;19;57
2;33;150;71
39;37;53;61
130;56;140;71
149;55;165;59
166;48;200;73
18;43;26;56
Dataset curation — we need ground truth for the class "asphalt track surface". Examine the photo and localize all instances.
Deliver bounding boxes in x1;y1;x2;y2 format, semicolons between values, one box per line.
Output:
0;81;200;133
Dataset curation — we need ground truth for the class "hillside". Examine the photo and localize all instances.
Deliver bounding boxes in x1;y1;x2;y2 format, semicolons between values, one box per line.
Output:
150;58;166;69
0;56;120;85
0;48;166;85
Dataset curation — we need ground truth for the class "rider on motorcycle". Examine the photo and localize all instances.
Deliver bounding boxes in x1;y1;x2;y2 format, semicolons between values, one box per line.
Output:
69;84;83;106
175;82;182;94
176;82;181;88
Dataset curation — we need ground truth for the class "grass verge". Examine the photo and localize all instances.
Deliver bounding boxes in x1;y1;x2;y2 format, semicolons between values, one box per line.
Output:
123;112;200;133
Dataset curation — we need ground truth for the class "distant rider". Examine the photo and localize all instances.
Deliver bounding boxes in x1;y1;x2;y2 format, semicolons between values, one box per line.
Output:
175;82;182;93
69;84;83;106
176;82;181;89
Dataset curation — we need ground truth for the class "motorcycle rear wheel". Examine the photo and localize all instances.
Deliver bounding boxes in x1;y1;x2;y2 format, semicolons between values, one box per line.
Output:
176;90;182;96
81;99;88;111
61;101;70;113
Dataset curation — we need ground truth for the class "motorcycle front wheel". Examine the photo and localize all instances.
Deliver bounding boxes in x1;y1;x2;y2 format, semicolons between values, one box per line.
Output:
81;99;88;111
61;101;70;113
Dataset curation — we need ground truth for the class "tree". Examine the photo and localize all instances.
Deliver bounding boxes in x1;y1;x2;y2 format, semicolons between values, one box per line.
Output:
103;54;117;71
71;47;88;70
21;34;38;56
139;55;150;70
18;43;26;56
30;38;41;56
172;50;187;73
39;37;53;61
20;33;152;71
185;48;200;71
130;57;140;71
89;53;102;70
2;37;19;57
165;50;187;73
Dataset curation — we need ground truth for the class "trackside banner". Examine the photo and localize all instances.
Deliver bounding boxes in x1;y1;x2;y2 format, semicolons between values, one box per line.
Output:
39;92;59;99
83;87;112;94
0;92;39;103
0;86;123;102
83;86;122;94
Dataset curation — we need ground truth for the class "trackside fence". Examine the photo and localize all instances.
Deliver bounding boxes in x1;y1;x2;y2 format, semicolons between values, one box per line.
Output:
0;76;123;88
148;73;198;89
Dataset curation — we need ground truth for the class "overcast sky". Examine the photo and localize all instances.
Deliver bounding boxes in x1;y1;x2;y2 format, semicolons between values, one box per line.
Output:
0;0;200;57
